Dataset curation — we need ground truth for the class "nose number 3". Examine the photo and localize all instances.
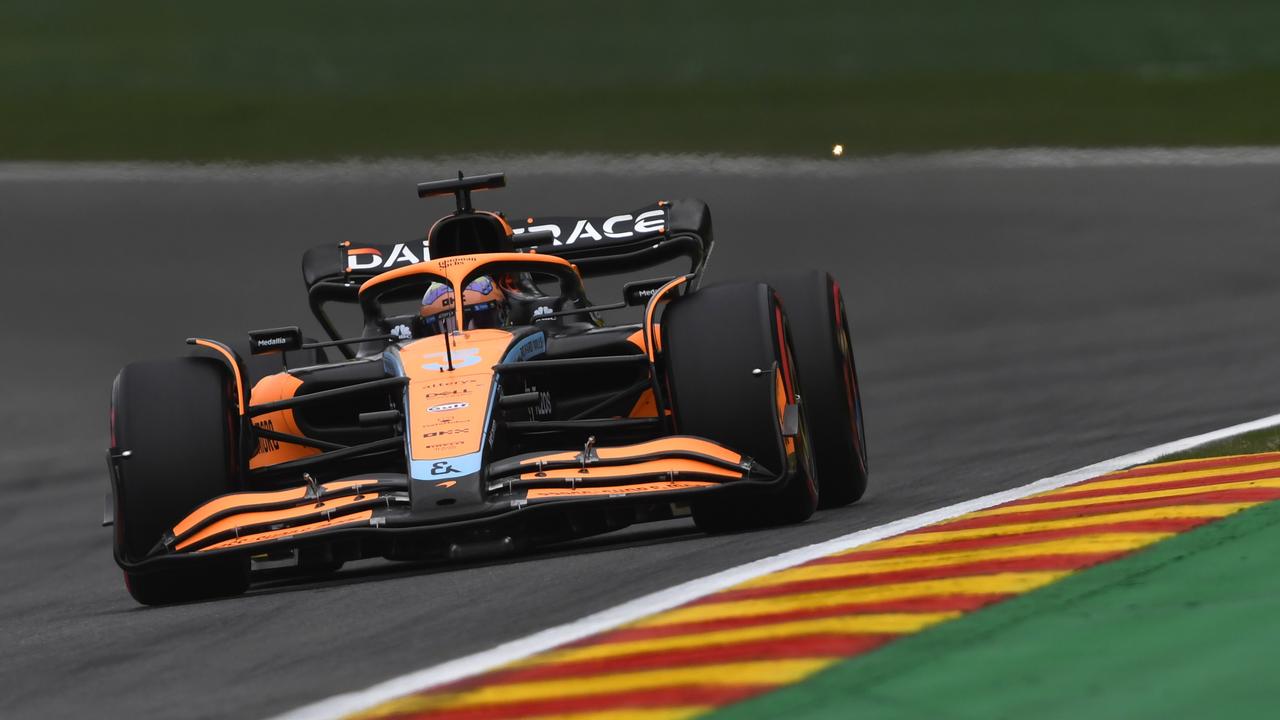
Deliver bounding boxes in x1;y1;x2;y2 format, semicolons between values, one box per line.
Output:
422;347;482;371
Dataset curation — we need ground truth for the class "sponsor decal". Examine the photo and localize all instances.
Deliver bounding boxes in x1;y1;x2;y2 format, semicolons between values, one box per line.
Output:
526;480;712;498
428;460;460;476
422;440;467;452
421;378;479;389
200;512;373;549
421;382;482;399
345;241;431;271
247;327;302;354
411;453;482;479
505;332;547;362
435;480;457;488
535;391;553;417
634;209;666;233
422;427;470;438
253;419;280;453
424;388;469;398
511;209;666;246
389;324;413;341
532;305;554;318
436;256;476;269
428;401;469;413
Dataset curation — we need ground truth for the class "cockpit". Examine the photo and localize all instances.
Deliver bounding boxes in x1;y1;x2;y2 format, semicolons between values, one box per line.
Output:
356;254;589;349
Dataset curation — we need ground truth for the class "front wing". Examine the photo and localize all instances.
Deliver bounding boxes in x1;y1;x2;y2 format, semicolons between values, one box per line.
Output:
117;436;783;571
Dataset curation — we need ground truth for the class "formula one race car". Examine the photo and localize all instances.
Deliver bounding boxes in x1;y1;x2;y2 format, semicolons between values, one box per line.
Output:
105;173;868;605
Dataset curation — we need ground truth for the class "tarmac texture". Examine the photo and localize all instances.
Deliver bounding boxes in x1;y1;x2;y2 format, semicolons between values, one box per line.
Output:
3;160;1280;718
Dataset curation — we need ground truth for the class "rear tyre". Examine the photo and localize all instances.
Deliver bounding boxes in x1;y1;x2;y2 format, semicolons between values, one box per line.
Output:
663;282;818;532
112;357;250;605
760;270;868;507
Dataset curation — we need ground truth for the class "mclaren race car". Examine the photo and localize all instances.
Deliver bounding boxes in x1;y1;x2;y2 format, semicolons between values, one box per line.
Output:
105;173;868;605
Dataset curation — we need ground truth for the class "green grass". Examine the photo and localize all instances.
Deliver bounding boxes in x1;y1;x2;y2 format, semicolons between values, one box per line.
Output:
4;1;1280;160
1155;425;1280;463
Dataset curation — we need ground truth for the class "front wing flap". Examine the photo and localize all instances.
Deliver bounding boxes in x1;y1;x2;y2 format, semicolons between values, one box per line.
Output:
487;436;773;500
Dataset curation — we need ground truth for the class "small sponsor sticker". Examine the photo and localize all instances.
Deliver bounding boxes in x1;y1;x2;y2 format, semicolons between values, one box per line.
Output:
425;389;468;398
422;428;469;438
428;402;469;413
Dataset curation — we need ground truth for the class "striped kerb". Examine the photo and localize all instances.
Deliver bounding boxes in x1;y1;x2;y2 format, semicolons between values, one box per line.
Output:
348;451;1280;720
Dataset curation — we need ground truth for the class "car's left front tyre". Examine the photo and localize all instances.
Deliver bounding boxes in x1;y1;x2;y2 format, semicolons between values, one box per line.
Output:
662;281;819;532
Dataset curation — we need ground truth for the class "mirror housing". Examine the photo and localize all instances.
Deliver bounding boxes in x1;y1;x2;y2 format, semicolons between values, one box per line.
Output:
248;326;303;355
623;276;681;307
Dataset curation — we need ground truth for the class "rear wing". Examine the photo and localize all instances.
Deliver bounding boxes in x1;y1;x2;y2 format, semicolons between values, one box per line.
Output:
301;198;714;344
510;198;713;277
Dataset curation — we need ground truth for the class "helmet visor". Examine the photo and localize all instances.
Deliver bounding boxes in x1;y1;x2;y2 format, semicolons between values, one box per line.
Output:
463;301;504;330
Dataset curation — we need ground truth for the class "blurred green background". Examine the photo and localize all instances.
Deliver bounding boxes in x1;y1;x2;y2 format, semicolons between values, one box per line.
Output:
3;0;1279;160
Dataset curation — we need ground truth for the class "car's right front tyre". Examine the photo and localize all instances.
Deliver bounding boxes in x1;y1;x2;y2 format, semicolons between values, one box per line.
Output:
111;357;249;605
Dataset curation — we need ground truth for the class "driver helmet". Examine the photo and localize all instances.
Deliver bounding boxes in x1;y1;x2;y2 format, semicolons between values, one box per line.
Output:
420;275;508;335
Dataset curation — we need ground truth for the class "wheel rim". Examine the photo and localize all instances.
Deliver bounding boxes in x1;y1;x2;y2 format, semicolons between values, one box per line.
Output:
775;299;818;502
831;280;867;473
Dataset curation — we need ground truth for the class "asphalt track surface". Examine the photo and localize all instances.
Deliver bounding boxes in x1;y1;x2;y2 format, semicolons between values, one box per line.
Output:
4;158;1280;719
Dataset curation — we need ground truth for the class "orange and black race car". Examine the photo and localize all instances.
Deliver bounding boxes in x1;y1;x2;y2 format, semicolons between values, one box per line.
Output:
105;173;868;605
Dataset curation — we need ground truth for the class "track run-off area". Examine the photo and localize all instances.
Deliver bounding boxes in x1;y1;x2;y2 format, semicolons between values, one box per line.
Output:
3;149;1280;718
279;416;1280;720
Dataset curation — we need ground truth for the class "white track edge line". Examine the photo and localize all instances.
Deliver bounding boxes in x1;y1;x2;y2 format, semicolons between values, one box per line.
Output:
8;147;1280;184
269;410;1280;720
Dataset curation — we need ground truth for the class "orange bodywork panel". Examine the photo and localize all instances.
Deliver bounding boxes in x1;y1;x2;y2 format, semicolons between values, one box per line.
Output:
175;485;306;537
360;253;572;295
478;210;514;236
172;479;379;540
625;327;661;355
191;338;246;415
398;329;517;463
519;458;740;481
644;279;685;362
628;389;658;418
177;492;379;551
248;372;323;470
517;436;743;467
512;437;747;493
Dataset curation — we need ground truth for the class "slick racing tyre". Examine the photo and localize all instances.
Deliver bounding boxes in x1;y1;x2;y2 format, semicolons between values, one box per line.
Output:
760;270;868;507
112;357;249;605
663;282;818;532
